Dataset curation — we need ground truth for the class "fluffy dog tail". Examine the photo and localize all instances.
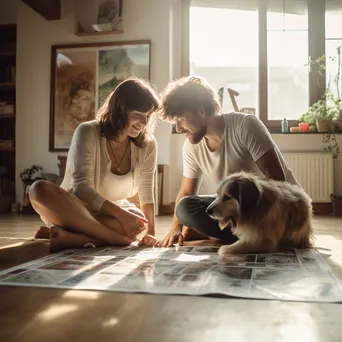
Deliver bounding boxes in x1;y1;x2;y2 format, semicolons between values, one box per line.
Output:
289;221;313;249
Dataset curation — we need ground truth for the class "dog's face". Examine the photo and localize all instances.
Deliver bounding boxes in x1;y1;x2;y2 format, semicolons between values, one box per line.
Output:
206;174;261;230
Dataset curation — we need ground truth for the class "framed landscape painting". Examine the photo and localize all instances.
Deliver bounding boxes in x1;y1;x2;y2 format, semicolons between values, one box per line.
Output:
49;40;151;151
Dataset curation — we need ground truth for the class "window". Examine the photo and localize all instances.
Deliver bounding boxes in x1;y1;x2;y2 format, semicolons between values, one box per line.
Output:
186;0;340;131
189;5;259;114
267;0;308;121
326;2;342;98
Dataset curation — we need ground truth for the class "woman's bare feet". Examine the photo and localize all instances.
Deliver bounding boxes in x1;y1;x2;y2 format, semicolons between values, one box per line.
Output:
49;226;130;254
50;226;79;253
183;226;209;241
34;226;51;239
50;227;105;253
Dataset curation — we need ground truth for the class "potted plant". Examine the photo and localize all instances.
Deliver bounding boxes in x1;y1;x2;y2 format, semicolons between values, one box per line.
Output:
298;45;341;158
19;165;43;186
310;92;341;158
310;90;339;132
19;165;43;214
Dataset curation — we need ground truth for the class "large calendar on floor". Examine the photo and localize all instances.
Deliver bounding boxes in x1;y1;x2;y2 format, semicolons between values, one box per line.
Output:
0;245;342;302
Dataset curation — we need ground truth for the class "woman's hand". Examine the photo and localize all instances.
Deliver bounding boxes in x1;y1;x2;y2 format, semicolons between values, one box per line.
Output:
119;210;148;240
101;201;148;240
138;234;158;247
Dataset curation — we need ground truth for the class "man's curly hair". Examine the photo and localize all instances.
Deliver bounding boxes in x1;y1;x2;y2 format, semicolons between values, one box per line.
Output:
159;76;221;120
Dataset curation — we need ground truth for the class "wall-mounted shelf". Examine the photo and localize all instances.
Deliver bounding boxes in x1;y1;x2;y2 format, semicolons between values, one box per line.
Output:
75;30;123;37
0;82;15;88
0;113;15;119
0;146;15;152
0;51;16;56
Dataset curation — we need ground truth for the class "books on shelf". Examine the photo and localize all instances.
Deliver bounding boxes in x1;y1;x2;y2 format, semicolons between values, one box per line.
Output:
0;102;14;115
0;140;14;148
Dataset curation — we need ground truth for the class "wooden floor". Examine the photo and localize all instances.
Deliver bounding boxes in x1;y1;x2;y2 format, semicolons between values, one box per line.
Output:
1;213;342;342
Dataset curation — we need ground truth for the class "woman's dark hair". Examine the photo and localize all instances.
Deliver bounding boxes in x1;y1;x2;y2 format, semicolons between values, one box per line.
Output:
96;76;160;147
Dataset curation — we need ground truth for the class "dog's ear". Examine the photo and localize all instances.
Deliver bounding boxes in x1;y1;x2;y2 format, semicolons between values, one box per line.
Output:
238;179;260;220
226;180;239;201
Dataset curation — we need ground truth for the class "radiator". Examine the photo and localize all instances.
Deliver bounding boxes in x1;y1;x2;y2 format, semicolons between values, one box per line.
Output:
282;152;334;203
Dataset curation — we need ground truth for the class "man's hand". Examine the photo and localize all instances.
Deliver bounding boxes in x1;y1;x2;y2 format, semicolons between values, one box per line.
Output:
155;226;184;247
155;176;198;248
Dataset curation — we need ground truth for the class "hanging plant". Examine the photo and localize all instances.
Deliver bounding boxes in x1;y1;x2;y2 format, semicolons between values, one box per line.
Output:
323;133;340;159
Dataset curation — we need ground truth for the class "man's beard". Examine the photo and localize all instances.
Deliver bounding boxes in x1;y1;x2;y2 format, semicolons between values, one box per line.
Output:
187;126;206;144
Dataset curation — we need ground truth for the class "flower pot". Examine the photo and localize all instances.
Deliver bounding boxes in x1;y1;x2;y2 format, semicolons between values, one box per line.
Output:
20;178;42;214
333;121;342;133
299;123;309;132
22;179;36;186
316;119;332;132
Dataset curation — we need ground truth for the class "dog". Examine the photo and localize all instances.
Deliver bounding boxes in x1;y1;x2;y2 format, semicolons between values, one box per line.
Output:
206;172;313;255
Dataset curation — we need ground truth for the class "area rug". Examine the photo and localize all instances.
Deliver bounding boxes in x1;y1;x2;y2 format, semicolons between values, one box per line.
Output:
0;245;341;303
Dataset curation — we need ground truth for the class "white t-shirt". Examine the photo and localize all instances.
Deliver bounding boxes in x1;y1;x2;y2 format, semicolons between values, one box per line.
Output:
182;112;300;188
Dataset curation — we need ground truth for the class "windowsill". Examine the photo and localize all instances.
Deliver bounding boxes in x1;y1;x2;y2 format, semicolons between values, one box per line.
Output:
171;130;342;135
269;131;342;134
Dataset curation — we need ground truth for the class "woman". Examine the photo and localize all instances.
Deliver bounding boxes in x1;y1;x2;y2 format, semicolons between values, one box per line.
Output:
29;77;160;252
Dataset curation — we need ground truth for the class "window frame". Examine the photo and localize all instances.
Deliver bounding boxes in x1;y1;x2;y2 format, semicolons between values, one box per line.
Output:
182;0;328;132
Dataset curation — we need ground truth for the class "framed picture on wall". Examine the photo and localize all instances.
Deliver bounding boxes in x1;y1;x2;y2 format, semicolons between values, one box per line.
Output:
75;0;123;34
49;40;151;151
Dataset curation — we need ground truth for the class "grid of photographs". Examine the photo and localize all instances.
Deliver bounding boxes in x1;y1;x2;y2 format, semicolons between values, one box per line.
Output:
0;246;341;302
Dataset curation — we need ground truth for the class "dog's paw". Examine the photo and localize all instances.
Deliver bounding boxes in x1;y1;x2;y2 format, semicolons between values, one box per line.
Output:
218;245;234;255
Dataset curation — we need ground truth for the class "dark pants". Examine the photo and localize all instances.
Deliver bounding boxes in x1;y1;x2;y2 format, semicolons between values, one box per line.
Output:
176;195;238;244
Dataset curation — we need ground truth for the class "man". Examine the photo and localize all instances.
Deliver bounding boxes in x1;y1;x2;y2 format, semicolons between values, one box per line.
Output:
156;76;301;247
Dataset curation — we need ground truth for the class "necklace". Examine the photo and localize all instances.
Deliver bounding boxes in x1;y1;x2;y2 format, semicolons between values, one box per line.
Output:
108;139;130;172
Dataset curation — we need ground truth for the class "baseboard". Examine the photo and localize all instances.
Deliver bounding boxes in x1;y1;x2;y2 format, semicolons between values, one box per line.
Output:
158;203;175;216
312;202;332;215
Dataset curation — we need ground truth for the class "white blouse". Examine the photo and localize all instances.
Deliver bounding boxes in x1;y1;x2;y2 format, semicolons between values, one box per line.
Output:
99;163;136;209
60;120;157;212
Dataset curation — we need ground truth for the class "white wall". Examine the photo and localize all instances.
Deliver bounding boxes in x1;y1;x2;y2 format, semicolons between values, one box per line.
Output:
14;0;342;205
15;0;174;202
